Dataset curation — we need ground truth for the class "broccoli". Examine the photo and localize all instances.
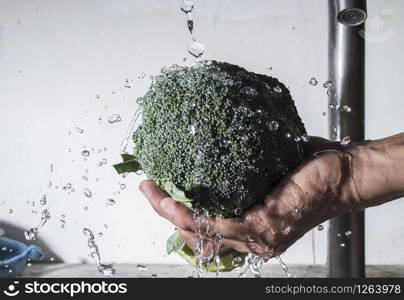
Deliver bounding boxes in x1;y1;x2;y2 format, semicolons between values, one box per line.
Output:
114;60;307;271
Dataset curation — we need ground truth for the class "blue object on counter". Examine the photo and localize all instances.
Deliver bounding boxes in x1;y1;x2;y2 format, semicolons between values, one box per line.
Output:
0;237;44;277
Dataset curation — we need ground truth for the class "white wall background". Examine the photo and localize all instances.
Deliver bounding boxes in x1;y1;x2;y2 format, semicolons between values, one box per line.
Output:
0;0;403;267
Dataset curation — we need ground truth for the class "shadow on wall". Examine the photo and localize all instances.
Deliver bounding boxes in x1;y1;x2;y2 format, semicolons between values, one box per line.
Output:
0;221;63;263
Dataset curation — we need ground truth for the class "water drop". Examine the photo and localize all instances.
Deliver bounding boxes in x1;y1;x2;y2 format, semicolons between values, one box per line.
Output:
340;243;345;247
137;264;147;271
340;136;351;146
98;232;103;238
124;79;132;88
273;86;282;93
8;209;13;214
323;80;332;88
188;41;204;58
180;0;194;13
81;150;90;157
234;207;242;216
119;183;126;190
342;105;352;113
106;199;116;206
75;127;84;134
83;188;92;198
268;120;279;131
322;111;327;116
151;274;157;278
95;94;100;99
108;114;122;124
327;87;336;96
301;134;310;143
188;124;197;135
345;230;352;237
40;195;47;205
240;87;258;96
309;77;318;86
24;227;38;240
317;224;324;231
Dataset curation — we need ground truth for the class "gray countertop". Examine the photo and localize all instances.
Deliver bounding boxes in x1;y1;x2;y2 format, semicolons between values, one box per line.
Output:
20;264;404;278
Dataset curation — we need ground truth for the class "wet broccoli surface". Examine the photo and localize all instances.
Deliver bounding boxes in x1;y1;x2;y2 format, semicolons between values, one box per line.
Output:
128;60;307;217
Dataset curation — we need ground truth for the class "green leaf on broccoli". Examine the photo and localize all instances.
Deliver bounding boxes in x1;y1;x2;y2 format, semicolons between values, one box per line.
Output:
163;182;192;204
166;230;186;255
166;230;247;272
113;153;142;174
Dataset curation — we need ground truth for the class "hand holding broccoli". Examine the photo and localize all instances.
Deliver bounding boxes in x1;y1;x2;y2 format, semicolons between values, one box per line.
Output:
140;137;359;259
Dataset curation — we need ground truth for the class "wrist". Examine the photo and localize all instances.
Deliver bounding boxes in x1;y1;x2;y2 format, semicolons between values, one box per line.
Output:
346;133;404;210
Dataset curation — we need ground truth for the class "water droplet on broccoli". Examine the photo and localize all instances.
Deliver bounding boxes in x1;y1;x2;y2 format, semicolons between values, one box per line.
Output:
240;87;258;96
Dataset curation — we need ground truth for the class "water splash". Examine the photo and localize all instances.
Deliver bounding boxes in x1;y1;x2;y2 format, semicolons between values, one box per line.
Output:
309;77;318;86
276;256;292;278
120;106;142;154
24;209;51;240
180;0;205;59
83;228;116;277
83;188;92;198
39;195;47;205
340;136;351;146
108;114;122;124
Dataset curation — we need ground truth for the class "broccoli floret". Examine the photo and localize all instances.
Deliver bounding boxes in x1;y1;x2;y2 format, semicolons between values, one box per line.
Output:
129;60;307;217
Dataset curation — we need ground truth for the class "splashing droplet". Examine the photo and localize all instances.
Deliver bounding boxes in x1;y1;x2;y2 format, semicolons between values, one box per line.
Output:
323;80;332;88
75;127;84;134
137;264;147;271
83;188;92;198
309;77;318;86
188;41;204;58
108;114;122;124
268;120;279;131
240;87;258;96
106;199;116;206
123;79;132;88
340;136;351;146
81;150;90;157
342;105;352;113
39;195;47;205
83;228;116;277
180;0;194;13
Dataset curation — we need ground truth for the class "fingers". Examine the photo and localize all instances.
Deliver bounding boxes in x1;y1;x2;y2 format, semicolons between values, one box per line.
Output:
140;180;196;231
140;180;248;239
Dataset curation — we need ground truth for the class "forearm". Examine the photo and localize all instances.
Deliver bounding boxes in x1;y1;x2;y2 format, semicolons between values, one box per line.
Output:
348;133;404;209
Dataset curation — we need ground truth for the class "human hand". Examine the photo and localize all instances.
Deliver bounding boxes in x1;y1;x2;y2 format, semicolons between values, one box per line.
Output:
139;136;361;260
